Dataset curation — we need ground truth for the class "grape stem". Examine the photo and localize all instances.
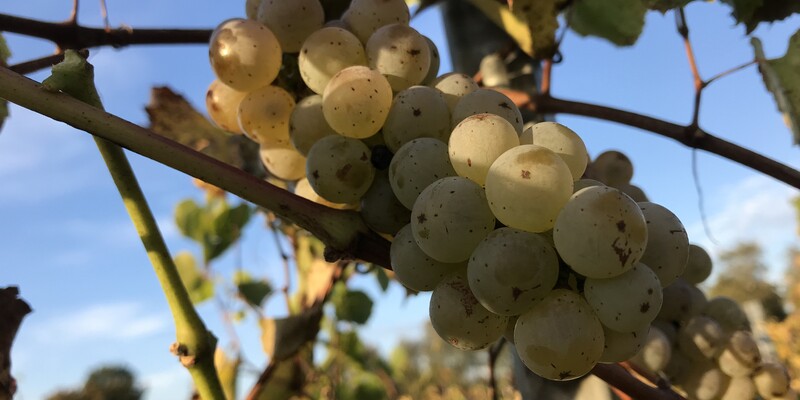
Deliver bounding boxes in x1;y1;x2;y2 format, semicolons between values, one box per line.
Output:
592;364;684;400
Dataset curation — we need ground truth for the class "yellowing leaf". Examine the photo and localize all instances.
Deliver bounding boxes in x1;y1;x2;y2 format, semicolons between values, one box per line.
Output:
752;31;800;145
173;251;214;304
214;348;240;400
467;0;535;57
259;304;323;361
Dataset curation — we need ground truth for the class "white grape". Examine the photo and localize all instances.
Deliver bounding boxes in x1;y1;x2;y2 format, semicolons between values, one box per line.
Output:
429;271;508;350
753;363;791;399
718;330;761;377
682;243;713;284
485;144;573;233
683;362;730;400
238;85;295;146
411;177;496;263
583;263;663;332
305;135;375;203
720;376;757;400
322;66;393;139
431;72;479;112
630;326;671;374
553;186;648;278
209;19;282;91
294;178;354;209
638;202;689;287
382;86;451;153
702;297;750;334
421;36;440;85
618;183;649;202
521;122;589;180
514;289;605;381
390;224;465;292
341;0;410;43
678;315;725;361
366;23;431;91
257;0;324;53
205;79;248;134
389;138;456;209
289;95;338;155
573;178;605;192
299;27;367;94
449;113;520;186
591;150;633;187
360;171;410;235
259;143;306;181
599;324;649;363
467;227;559;316
451;88;524;133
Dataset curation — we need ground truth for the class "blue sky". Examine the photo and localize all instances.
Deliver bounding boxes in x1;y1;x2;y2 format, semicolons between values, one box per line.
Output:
1;1;798;399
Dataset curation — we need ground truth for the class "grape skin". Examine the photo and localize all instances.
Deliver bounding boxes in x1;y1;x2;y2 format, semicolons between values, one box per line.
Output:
237;85;295;146
289;95;339;155
209;19;282;91
257;0;324;53
322;66;393;139
299;27;367;94
259;143;306;181
599;324;649;363
683;243;713;284
630;326;671;374
591;150;634;187
583;262;663;332
366;24;431;91
382;86;451;153
359;171;409;235
342;0;410;44
638;201;690;287
390;224;464;292
205;79;247;134
520;122;589;181
449;113;520;186
431;72;479;112
389;138;456;210
451;88;523;133
305;135;375;203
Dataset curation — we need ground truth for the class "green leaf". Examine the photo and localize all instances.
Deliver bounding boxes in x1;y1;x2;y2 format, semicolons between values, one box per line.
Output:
374;267;390;292
174;199;204;242
643;0;694;13
332;284;374;324
174;198;252;263
233;270;272;308
752;31;800;145
722;0;799;33
173;251;214;304
570;0;647;46
350;372;388;400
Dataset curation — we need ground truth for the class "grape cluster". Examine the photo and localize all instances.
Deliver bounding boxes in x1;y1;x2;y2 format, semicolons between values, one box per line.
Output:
205;0;792;396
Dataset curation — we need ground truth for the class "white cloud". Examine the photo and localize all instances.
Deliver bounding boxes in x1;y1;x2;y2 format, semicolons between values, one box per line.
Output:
686;175;798;283
33;302;169;343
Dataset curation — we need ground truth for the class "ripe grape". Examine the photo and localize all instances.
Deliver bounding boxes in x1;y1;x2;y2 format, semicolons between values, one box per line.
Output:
720;376;757;400
257;0;324;53
322;66;393;139
656;278;696;324
205;79;248;134
573;178;604;192
299;27;367;94
294;177;354;209
382;86;451;153
209;19;282;91
359;171;410;235
683;243;713;284
305;135;375;203
366;24;431;91
342;0;410;43
553;186;648;279
718;330;761;377
678;315;725;360
451;88;523;133
618;183;649;202
514;289;605;381
449;113;520;186
485;145;573;233
702;297;750;334
421;37;440;85
429;271;507;350
599;324;648;363
520;122;589;180
583;263;663;332
682;362;730;400
638;202;689;287
467;228;559;316
259;143;306;181
630;326;671;374
753;362;791;399
389;138;456;209
390;224;464;292
411;177;496;263
431;72;479;112
238;85;295;146
591;150;633;187
289;95;338;155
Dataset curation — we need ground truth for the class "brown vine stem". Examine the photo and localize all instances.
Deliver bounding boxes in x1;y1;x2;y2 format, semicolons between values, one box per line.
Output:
592;364;684;400
0;13;211;53
676;8;703;128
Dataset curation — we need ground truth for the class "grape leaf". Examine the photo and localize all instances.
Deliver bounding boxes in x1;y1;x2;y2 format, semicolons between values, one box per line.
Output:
722;0;800;33
233;270;272;308
570;0;647;46
259;304;323;361
752;30;800;145
510;0;561;59
214;348;240;400
465;0;537;57
644;0;694;13
174;197;252;263
0;287;31;399
173;251;214;304
331;283;374;324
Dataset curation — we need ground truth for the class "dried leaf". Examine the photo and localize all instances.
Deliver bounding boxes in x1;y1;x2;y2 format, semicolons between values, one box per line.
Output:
260;304;323;361
214;348;240;400
0;287;32;399
752;31;800;145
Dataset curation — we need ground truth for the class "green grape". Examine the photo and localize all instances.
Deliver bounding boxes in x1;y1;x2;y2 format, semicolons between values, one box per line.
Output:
389;138;456;209
205;79;248;134
322;66;393;139
449;113;520;186
638;202;689;287
720;376;757;400
688;283;708;317
298;27;367;94
257;0;324;53
618;183;649;202
683;244;713;284
306;135;375;203
429;271;508;350
342;0;410;43
359;171;410;235
451;88;523;133
520;122;588;181
591;150;633;187
514;289;604;381
366;24;431;91
702;297;750;334
718;330;761;377
382;86;451;153
630;326;671;374
238;85;295;146
245;0;259;19
431;72;479;112
294;177;354;209
583;263;663;332
485;145;573;233
656;278;696;324
599;324;648;363
289;95;338;155
573;178;605;192
682;361;730;400
553;186;648;279
421;36;440;85
753;363;791;399
259;143;306;181
467;228;559;316
651;319;678;344
411;177;496;263
390;224;465;292
209;19;282;91
678;315;725;361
